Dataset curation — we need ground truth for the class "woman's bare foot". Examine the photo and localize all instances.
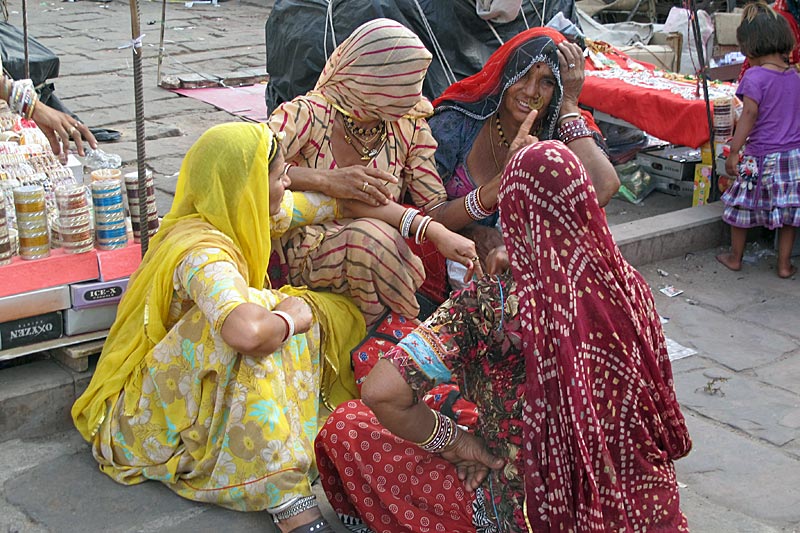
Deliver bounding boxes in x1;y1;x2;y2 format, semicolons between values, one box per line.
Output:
777;263;797;279
275;507;324;533
716;252;742;272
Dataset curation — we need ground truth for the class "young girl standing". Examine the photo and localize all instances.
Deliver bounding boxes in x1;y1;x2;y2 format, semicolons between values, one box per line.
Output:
718;1;800;278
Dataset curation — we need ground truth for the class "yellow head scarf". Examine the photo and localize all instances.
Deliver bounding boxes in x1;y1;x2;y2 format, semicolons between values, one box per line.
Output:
73;123;365;440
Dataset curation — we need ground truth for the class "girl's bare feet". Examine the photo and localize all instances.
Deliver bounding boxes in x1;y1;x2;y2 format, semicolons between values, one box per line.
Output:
716;252;742;271
777;263;797;279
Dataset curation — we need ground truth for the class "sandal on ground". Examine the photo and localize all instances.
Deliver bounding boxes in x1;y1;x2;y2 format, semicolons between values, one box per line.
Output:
287;518;336;533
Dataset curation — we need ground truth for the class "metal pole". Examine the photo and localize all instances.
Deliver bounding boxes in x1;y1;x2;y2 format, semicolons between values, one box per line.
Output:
129;0;150;256
21;0;29;79
688;0;718;201
156;0;167;87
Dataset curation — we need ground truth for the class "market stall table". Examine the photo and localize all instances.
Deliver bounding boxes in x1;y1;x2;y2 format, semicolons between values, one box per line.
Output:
579;45;739;148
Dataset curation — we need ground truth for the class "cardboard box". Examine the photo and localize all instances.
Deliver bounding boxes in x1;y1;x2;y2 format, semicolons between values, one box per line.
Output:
0;285;71;323
693;164;713;206
636;145;702;182
0;311;63;350
63;305;117;336
618;44;677;73
70;278;129;309
715;12;742;46
652;174;695;197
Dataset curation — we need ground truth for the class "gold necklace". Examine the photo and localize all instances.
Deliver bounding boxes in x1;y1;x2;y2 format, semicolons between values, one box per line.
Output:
495;115;510;148
344;129;388;161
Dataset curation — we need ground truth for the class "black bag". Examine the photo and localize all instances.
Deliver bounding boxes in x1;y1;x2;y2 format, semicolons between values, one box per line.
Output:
0;22;60;87
264;0;581;111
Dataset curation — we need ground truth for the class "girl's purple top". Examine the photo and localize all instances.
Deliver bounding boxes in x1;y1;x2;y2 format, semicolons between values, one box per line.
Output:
736;67;800;156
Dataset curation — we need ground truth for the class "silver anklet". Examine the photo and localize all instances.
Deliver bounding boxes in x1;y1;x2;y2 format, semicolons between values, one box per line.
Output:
271;495;318;523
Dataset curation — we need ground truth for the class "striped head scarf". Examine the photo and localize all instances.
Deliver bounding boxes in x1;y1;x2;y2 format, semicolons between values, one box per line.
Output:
499;140;691;530
313;18;434;122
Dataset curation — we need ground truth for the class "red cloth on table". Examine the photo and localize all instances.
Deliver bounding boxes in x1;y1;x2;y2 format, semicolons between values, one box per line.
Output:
580;47;716;148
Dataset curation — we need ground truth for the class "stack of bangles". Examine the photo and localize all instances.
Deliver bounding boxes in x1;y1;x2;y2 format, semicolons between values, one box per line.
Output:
414;410;459;453
465;185;496;221
557;117;594;145
2;78;38;120
399;207;434;245
271;310;296;344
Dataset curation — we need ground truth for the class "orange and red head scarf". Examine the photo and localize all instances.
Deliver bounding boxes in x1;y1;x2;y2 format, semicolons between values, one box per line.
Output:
499;140;691;530
433;27;566;140
314;18;434;122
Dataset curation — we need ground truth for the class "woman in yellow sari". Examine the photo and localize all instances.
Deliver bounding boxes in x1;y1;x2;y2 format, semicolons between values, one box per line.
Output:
72;123;365;533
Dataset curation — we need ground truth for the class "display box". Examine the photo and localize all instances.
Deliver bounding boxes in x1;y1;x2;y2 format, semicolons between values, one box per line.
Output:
70;278;129;310
652;174;695;197
0;311;63;350
0;285;71;323
63;305;117;336
96;243;142;282
0;249;100;299
636;145;702;182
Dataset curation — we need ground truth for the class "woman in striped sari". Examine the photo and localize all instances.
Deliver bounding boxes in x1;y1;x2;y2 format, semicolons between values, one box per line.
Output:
268;19;487;326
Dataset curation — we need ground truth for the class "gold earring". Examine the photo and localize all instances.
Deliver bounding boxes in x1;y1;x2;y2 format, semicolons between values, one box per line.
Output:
529;95;544;110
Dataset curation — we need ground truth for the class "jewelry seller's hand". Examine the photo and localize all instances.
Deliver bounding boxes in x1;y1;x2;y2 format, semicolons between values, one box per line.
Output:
440;429;505;492
31;102;97;162
326;166;398;206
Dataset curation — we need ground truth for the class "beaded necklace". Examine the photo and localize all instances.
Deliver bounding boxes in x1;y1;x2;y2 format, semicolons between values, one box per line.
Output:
341;113;388;161
344;115;384;138
495;115;511;148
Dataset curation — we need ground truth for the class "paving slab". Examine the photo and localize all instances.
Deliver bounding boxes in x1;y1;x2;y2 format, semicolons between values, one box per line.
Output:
757;352;800;396
659;303;797;371
675;413;800;526
676;366;800;446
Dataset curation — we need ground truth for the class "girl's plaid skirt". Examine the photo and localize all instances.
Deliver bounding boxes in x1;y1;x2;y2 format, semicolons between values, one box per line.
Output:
721;147;800;229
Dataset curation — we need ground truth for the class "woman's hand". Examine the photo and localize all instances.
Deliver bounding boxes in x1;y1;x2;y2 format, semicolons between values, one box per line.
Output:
485;245;509;276
440;429;505;492
31;101;97;162
506;109;540;166
557;41;586;109
325;166;399;206
426;221;484;282
274;296;313;335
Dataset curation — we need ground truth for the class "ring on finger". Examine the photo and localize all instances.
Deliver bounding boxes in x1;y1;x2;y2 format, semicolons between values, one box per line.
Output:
68;125;77;136
361;181;369;192
568;62;576;69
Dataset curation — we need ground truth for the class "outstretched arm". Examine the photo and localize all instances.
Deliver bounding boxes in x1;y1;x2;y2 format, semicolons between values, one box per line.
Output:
362;359;504;491
338;199;484;282
0;76;97;159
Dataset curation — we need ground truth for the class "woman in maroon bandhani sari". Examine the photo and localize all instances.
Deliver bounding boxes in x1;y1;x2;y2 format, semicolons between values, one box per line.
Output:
315;138;692;532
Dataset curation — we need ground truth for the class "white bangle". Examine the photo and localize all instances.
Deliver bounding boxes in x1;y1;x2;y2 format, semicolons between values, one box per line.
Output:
558;112;581;124
271;310;295;343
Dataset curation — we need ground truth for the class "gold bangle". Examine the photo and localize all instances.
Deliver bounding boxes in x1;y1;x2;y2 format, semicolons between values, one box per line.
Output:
415;409;440;447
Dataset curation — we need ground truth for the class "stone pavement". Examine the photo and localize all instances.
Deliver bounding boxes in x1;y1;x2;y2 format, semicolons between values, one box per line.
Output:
1;0;799;532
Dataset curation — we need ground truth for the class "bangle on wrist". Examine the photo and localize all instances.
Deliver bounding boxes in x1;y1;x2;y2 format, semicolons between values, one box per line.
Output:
557;111;581;125
414;410;458;453
271;310;295;343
